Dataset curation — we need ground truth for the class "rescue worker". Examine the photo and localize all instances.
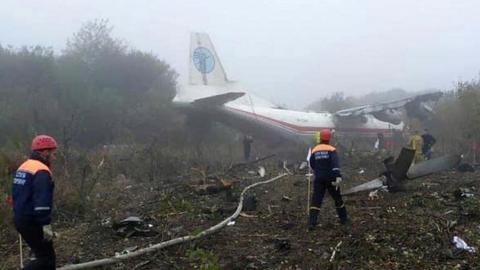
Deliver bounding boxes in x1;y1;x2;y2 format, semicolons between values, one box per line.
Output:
409;130;424;164
12;135;57;270
308;129;348;229
243;135;253;162
374;132;385;151
421;129;436;160
314;131;321;144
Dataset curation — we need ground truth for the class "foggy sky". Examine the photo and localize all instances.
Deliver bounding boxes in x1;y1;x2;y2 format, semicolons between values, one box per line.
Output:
1;0;480;108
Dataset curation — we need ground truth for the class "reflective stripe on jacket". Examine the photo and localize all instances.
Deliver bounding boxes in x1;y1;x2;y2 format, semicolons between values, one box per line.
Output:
12;159;54;225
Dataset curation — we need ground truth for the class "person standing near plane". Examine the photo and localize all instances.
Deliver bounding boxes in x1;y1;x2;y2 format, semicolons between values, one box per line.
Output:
243;135;253;162
12;135;57;270
409;130;424;164
421;129;436;160
374;132;385;151
308;129;348;229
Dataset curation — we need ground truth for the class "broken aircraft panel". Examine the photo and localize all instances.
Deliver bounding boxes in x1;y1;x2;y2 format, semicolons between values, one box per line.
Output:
342;177;386;195
407;154;462;179
335;92;443;125
343;148;462;195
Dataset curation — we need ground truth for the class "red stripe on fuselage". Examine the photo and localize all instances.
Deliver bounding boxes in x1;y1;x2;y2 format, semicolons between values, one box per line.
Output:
226;107;395;136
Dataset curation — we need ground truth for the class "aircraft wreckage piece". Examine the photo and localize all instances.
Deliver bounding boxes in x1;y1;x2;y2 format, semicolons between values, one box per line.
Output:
342;177;386;195
406;154;461;179
343;148;461;195
58;173;288;270
343;148;414;195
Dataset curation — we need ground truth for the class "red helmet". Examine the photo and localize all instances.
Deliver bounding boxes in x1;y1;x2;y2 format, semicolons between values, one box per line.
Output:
31;135;58;151
320;129;332;141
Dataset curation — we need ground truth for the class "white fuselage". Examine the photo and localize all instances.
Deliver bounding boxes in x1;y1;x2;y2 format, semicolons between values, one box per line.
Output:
174;84;403;145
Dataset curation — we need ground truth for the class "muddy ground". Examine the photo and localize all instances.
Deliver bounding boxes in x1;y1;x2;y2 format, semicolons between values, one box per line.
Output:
1;160;479;270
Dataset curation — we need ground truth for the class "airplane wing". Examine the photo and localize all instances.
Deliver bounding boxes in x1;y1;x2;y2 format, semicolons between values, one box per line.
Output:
334;92;443;124
192;92;245;107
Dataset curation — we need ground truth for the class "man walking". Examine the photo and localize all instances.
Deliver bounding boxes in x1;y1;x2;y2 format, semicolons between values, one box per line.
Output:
12;135;57;270
308;129;348;229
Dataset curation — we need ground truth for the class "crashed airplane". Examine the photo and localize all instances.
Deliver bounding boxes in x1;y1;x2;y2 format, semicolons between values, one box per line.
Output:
173;33;442;145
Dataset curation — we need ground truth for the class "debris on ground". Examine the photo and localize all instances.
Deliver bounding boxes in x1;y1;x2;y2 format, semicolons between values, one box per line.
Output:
454;188;475;199
112;216;155;238
257;166;266;177
273;237;291;251
452;236;477;253
243;195;257;211
1;157;479;269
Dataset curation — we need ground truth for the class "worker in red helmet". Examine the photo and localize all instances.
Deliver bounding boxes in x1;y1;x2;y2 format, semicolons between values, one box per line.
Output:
12;135;57;269
308;129;348;229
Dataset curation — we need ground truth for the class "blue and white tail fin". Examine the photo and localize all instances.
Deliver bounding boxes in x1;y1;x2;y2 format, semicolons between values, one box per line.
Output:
189;32;228;86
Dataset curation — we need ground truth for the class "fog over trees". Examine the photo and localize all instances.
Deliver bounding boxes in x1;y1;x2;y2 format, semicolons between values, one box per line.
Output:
0;19;177;148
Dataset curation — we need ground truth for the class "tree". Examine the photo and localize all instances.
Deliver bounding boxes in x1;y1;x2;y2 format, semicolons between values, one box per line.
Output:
0;45;57;144
58;19;178;146
64;19;126;67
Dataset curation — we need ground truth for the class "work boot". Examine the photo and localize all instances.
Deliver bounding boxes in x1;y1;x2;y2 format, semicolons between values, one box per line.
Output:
336;207;348;225
308;209;320;230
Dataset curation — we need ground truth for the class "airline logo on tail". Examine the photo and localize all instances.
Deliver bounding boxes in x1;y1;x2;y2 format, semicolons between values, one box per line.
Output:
189;32;228;86
193;47;215;74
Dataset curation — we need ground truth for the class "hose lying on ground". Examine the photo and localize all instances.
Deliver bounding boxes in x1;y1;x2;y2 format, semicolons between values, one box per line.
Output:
58;173;289;270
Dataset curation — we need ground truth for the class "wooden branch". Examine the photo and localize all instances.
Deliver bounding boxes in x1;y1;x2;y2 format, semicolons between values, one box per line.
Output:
57;173;288;270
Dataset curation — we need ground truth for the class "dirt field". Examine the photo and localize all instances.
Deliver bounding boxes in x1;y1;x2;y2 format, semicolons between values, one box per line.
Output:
1;161;479;269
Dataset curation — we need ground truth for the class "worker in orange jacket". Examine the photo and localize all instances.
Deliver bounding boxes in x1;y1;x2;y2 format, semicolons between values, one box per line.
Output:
12;135;57;270
308;129;348;229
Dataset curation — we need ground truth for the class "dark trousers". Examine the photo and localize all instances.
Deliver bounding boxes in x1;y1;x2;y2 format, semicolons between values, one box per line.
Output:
14;221;56;270
244;145;251;161
423;147;433;160
309;178;347;225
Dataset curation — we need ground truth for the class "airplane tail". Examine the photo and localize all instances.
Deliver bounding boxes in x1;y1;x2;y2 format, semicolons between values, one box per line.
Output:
189;32;228;86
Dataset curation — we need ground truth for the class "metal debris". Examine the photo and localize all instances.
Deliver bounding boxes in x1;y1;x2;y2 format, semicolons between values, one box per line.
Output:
368;190;380;200
101;217;112;227
258;166;266;177
454;188;475;199
343;177;386;195
453;236;477;253
299;161;308;170
112;216;155;238
344;148;461;195
115;246;138;257
407;154;462;179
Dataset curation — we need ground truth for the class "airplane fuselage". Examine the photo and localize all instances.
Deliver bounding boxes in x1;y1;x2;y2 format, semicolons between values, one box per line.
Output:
174;84;403;146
